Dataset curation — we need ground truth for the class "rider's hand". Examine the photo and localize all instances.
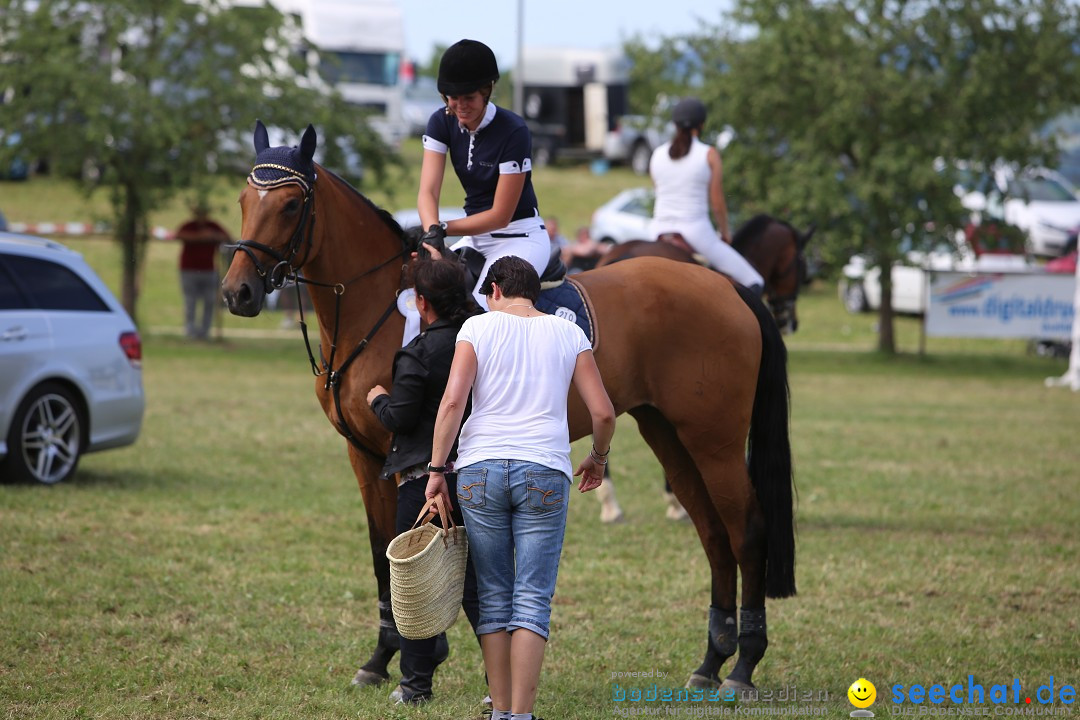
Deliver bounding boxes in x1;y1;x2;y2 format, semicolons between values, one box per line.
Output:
417;223;447;259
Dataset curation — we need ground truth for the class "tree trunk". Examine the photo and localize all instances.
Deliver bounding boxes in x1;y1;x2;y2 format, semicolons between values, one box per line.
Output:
877;258;896;354
118;182;147;325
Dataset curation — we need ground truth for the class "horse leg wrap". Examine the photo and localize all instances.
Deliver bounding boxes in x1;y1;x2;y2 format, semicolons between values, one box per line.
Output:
726;607;768;688
688;606;737;687
359;598;399;679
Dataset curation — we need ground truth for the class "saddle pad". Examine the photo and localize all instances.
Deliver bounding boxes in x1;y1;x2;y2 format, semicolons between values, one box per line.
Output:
536;277;598;349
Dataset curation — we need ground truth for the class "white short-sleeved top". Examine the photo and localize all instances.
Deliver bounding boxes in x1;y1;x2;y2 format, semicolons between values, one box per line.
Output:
650;137;712;224
454;311;592;478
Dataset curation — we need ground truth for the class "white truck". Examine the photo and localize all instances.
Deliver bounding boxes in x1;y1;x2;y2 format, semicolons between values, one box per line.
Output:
519;47;631;167
265;0;407;148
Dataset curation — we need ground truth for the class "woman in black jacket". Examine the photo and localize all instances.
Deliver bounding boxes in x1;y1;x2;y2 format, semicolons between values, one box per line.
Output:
366;258;481;705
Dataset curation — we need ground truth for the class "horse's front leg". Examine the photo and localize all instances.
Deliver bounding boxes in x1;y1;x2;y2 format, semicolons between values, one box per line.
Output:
344;444;400;688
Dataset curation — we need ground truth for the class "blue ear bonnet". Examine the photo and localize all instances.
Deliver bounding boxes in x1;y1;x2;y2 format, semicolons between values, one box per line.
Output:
249;122;317;193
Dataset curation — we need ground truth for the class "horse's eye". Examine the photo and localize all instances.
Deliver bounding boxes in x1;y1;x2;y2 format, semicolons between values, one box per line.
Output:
283;198;301;215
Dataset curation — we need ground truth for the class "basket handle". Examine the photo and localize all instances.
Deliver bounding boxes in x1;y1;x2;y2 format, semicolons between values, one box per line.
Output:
409;493;460;547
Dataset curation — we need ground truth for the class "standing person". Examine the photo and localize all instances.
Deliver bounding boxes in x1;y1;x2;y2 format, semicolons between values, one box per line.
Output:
649;97;764;294
424;256;616;720
175;203;231;339
417;39;550;309
365;258;482;706
545;216;568;255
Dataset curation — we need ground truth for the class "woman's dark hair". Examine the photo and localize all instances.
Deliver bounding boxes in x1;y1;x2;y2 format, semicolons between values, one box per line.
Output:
479;255;541;302
669;125;696;160
412;259;478;327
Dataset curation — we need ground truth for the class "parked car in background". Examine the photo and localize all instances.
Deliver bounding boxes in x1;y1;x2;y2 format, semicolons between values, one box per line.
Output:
838;236;1035;315
603;114;673;175
589;187;654;244
0;233;144;484
958;165;1080;257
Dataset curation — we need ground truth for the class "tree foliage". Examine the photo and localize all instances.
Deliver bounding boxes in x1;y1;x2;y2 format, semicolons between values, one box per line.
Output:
679;0;1080;352
0;0;400;322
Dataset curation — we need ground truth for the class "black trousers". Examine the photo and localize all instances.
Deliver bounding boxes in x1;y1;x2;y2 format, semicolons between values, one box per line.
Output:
395;475;481;700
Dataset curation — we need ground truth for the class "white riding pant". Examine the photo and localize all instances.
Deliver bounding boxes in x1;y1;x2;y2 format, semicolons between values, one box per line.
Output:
450;216;551;310
650;217;764;289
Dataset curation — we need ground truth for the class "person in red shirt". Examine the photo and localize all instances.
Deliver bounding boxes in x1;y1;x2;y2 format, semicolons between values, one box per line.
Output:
175;204;231;339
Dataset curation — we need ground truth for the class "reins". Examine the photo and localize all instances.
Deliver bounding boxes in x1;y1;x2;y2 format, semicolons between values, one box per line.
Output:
230;166;410;461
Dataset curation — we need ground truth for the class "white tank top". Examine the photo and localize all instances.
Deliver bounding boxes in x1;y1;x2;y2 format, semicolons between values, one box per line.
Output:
650;138;712;224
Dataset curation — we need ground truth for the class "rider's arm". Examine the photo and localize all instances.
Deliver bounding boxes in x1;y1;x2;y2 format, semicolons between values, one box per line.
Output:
707;146;731;243
418;149;446;230
446;172;526;237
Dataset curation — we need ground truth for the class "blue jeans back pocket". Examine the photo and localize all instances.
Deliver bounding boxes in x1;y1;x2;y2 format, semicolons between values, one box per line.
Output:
456;467;488;509
525;469;568;514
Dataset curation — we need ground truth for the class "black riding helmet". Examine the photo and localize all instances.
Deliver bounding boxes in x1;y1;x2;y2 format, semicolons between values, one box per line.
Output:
438;39;500;96
672;97;707;129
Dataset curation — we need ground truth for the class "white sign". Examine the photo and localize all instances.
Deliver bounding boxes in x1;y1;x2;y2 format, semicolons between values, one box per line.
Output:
926;271;1076;340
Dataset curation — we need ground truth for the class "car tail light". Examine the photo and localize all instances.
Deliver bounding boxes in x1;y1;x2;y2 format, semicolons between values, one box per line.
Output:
119;331;142;368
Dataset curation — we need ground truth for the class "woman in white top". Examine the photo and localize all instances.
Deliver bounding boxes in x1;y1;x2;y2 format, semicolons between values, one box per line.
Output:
649;97;764;293
425;256;616;720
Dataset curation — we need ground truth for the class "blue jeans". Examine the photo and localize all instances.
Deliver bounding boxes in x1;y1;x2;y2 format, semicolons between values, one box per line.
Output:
455;459;570;639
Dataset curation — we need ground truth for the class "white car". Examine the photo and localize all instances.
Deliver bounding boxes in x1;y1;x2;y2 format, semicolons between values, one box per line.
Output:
959;166;1080;257
589;187;655;245
0;233;144;483
839;237;1034;315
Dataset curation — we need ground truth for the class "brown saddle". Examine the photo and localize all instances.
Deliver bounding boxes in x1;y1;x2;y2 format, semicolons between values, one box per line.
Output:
657;232;695;255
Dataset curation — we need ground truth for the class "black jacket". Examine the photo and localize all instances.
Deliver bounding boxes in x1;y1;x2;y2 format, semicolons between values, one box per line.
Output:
370;318;465;480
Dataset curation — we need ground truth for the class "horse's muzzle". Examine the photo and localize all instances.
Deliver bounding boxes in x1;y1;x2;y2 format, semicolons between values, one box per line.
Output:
221;277;266;317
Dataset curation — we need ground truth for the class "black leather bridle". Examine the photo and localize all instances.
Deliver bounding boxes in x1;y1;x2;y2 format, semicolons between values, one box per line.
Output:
227;165;411;460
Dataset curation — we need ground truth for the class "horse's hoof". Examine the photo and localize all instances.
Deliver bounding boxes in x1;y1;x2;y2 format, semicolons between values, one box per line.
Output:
350;668;390;688
600;506;625;524
686;673;720;690
664;492;690;522
720;678;756;696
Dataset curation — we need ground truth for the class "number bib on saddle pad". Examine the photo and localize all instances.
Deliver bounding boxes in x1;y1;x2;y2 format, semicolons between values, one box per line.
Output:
536;276;597;349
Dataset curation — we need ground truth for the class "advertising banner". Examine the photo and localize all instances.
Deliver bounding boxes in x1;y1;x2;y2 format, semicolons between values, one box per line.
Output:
926;272;1076;340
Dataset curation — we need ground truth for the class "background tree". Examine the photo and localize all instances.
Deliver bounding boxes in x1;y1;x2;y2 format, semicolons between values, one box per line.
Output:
688;0;1080;353
0;0;399;323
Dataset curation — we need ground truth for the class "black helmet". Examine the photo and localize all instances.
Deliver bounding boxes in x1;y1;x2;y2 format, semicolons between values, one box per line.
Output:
438;39;500;96
672;97;707;129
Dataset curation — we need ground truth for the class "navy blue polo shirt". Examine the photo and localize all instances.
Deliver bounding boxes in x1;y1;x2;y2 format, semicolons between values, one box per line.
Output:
422;103;540;222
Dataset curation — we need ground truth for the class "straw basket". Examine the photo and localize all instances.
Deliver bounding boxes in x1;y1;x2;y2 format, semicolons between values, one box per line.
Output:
386;493;469;640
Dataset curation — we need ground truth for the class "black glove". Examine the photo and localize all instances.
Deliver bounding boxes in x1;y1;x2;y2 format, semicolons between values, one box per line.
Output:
417;223;447;259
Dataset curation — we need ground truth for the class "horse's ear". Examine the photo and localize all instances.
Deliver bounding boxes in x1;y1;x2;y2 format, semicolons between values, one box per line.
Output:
299;124;317;162
798;224;817;251
254;120;269;154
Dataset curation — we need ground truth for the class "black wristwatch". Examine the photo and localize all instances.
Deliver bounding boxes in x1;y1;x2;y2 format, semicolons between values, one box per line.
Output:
426;463;448;474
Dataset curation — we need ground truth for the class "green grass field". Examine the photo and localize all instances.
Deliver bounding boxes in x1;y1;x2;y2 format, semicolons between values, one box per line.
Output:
1;157;1078;719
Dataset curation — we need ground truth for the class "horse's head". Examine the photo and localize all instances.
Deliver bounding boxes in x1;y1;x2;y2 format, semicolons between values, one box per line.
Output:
222;120;319;317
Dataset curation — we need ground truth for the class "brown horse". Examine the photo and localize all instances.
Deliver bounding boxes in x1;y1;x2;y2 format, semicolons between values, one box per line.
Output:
221;123;795;693
597;215;815;334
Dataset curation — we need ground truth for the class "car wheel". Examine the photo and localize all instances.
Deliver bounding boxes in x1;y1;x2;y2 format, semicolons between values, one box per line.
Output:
2;382;85;484
630;141;652;175
842;282;869;314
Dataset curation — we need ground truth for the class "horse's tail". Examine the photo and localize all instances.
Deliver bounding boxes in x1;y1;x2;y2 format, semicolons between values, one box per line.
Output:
736;283;797;598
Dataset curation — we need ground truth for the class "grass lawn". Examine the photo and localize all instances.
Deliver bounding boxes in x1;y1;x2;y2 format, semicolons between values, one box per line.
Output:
1;153;1078;719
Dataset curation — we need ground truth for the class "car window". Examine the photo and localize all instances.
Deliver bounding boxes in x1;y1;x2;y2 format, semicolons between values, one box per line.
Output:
1;254;110;312
0;261;29;309
1007;177;1076;202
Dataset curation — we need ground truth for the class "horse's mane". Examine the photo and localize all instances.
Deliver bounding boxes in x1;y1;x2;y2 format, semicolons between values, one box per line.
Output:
320;166;405;239
732;214;789;253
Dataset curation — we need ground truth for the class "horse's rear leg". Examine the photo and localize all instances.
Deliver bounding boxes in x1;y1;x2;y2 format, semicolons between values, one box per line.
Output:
628;407;738;688
691;450;770;693
345;446;400;688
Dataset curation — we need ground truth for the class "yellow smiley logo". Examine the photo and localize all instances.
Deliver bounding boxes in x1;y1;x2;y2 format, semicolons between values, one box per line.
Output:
848;678;877;709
